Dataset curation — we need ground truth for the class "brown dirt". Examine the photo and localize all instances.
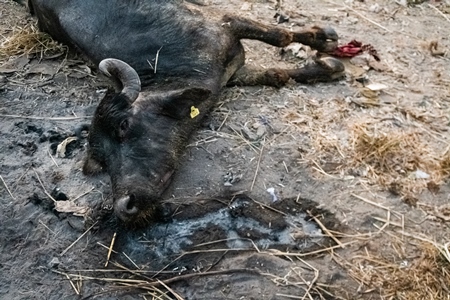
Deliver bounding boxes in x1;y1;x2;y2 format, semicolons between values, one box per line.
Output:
1;0;450;299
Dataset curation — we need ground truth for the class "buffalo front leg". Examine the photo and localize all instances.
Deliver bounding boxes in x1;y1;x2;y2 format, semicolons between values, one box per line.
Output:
227;57;345;87
223;15;338;53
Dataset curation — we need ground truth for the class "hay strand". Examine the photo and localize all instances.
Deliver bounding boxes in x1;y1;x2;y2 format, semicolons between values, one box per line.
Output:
104;232;117;267
0;23;66;57
60;222;97;257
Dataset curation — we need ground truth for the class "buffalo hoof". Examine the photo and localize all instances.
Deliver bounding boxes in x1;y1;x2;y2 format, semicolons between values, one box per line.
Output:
317;57;346;80
288;57;345;84
309;26;339;53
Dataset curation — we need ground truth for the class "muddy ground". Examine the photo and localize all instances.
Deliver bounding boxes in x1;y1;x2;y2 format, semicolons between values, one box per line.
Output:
1;0;450;299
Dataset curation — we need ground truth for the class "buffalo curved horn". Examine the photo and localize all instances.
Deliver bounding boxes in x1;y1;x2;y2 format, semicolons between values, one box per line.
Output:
99;58;141;103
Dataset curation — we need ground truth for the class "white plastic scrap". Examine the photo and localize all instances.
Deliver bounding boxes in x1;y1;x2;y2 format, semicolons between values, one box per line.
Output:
365;83;388;91
414;169;430;179
266;187;278;202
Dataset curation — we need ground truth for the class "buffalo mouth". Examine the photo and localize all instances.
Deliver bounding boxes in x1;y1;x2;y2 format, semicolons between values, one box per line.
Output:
113;170;175;226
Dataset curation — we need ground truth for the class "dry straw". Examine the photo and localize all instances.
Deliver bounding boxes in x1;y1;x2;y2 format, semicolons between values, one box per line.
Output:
298;112;450;202
342;237;450;300
0;23;66;57
348;123;449;201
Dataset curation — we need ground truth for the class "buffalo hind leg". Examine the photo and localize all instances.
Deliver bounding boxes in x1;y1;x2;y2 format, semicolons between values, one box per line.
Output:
223;15;338;53
223;15;344;87
227;57;345;87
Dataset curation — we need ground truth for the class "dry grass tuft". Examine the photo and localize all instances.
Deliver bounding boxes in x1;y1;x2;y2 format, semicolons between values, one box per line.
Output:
346;239;450;300
299;111;450;201
348;123;450;200
0;23;66;58
284;83;450;200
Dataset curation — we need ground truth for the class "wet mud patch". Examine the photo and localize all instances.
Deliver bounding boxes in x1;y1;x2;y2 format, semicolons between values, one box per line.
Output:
59;195;342;299
111;195;341;273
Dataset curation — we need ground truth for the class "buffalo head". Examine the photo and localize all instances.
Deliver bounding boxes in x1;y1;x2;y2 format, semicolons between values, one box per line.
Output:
83;59;211;226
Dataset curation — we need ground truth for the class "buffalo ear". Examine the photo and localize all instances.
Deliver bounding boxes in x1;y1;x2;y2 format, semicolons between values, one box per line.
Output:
159;87;212;120
82;153;105;175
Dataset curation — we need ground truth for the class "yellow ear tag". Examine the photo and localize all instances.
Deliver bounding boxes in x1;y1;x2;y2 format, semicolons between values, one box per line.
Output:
190;106;200;119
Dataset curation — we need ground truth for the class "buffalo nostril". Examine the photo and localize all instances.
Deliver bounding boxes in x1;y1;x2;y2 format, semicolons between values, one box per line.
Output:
115;194;139;220
127;194;136;211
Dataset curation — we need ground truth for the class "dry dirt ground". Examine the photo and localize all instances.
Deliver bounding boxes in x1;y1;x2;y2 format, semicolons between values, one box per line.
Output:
1;0;450;299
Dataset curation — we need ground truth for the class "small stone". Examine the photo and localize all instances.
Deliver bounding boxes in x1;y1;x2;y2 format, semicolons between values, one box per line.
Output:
252;122;260;129
241;126;258;141
49;257;61;268
274;12;289;24
256;125;266;138
53;73;67;85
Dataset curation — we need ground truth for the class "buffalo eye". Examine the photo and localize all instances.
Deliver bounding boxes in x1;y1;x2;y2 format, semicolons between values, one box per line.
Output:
118;119;129;139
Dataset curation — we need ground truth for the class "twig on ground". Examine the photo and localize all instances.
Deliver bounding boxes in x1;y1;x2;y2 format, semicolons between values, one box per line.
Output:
217;111;229;132
0;175;16;200
105;232;117;267
156;279;184;300
327;1;392;32
229;126;260;153
47;149;59;167
428;3;450;24
144;286;171;300
251;138;265;191
96;242;118;254
33;168;56;203
307;210;344;248
72;187;95;202
61;268;264;287
372;210;391;233
153;248;248;277
351;193;390;211
65;273;80;295
297;258;319;300
311;160;341;180
372;216;402;228
12;165;31;193
110;261;154;282
264;241;358;257
186;136;217;147
122;251;140;270
38;220;56;235
193;237;259;251
247;196;287;216
60;221;98;256
76;272;83;296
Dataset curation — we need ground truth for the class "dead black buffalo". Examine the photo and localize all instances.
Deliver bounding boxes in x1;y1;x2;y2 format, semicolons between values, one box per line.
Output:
20;0;344;226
